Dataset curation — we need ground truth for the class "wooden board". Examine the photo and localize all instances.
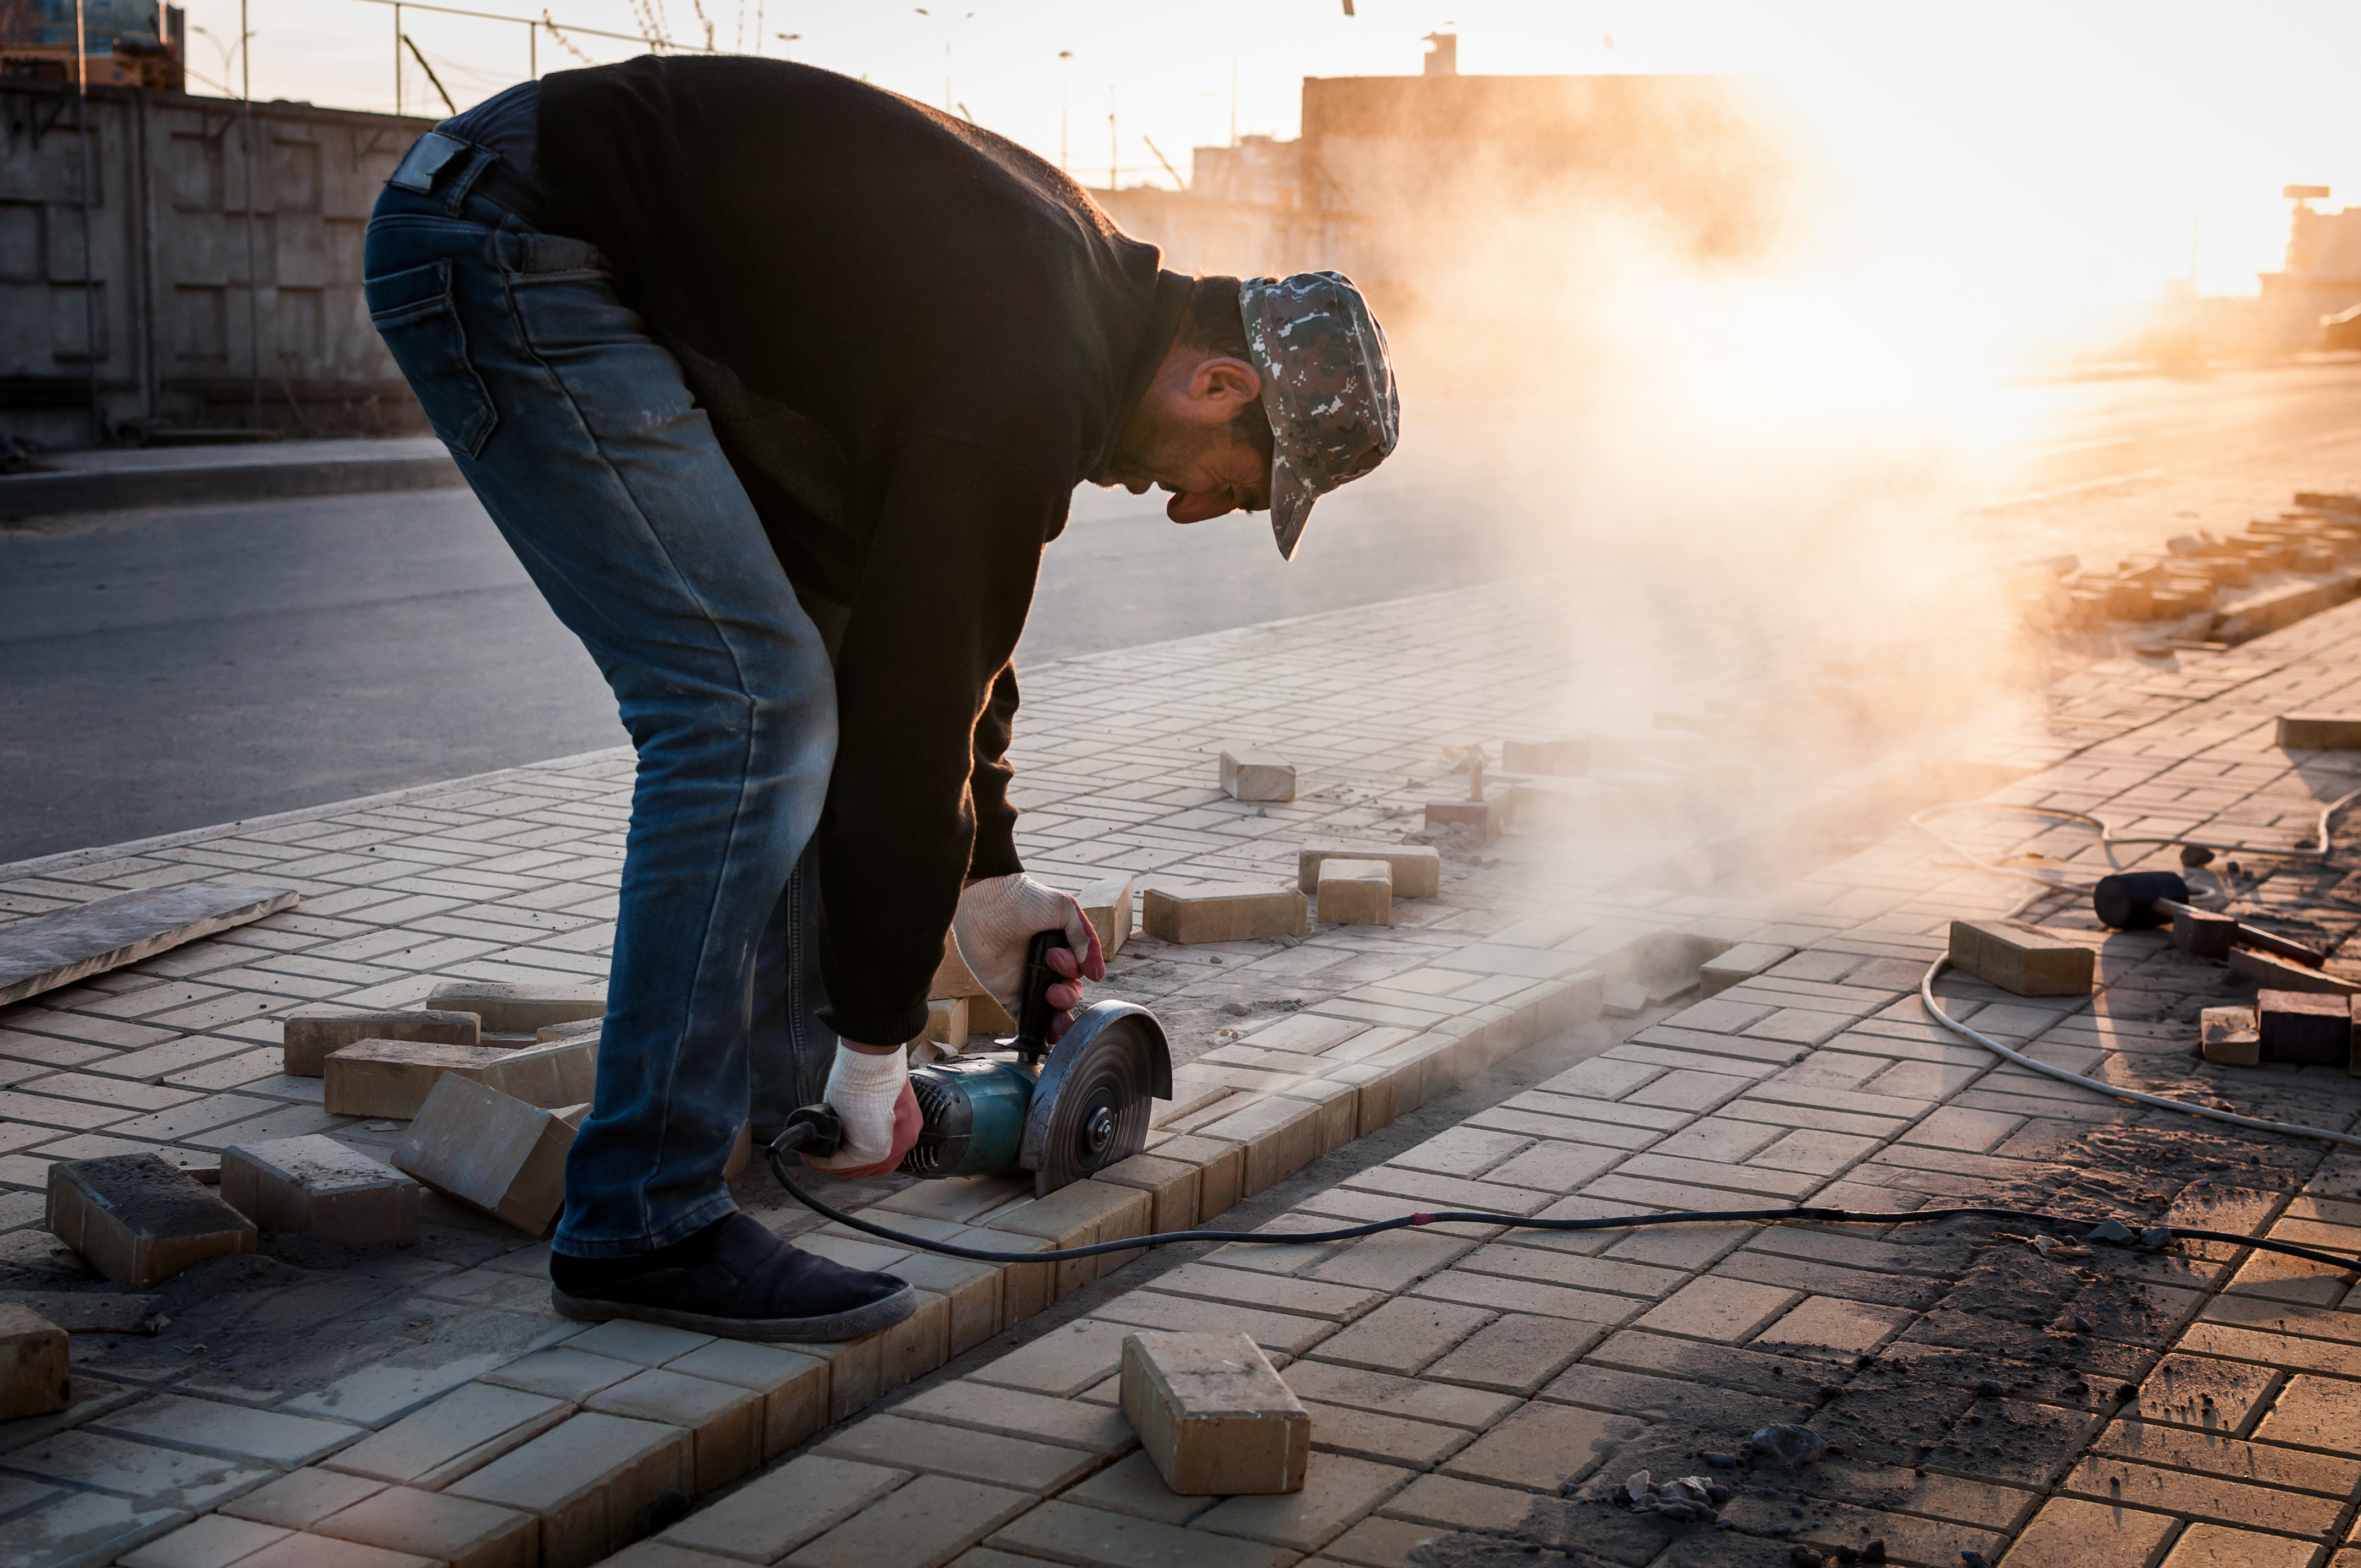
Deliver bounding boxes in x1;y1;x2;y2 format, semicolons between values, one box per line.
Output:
0;884;299;1009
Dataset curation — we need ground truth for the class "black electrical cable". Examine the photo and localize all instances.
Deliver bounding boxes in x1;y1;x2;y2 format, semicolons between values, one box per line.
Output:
764;1135;2361;1272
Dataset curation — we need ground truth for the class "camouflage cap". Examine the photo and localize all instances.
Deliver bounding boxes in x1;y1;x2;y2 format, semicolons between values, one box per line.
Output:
1239;271;1400;560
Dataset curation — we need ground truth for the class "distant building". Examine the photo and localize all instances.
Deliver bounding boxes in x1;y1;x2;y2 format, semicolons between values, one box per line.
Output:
2257;186;2361;351
0;1;184;91
1095;37;1793;383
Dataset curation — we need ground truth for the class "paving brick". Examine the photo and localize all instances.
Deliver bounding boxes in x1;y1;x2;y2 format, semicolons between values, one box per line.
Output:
217;1469;389;1532
393;1076;579;1234
323;1038;516;1118
236;1536;439;1568
1752;1294;1915;1359
808;1335;884;1425
662;1339;829;1461
1141;888;1309;944
1437;1400;1624;1493
1301;1400;1470;1469
2089;1418;2361;1496
1310;1297;1492;1376
2001;1496;2177;1568
1092;1289;1334;1356
1080;874;1138;957
1408;1270;1638;1326
1297;847;1441;900
1192;1452;1411;1549
479;1346;639;1402
314;1485;536;1568
563;1319;715;1366
0;1300;68;1418
1946;920;2093;997
445;1412;693;1568
601;1543;741;1568
475;1035;600;1109
1700;943;1797;997
323;1382;571;1489
1630;1275;1798;1341
1145;1262;1382;1323
1119;1331;1307;1496
1198;1095;1324;1196
889;1251;1003;1357
1417;1313;1602;1394
95;1392;360;1466
822;1407;1106;1493
2202;1006;2262;1066
879;1288;953;1392
974;1320;1137;1398
2161;1523;2322;1568
1318;861;1394;928
991;1499;1296;1568
1089;1153;1200;1234
1220;750;1296;802
1145;1136;1243;1219
2064;1455;2342;1535
46;1151;256;1287
787;1474;1032;1568
586;1368;763;1494
119;1513;292;1568
1280;1361;1516;1431
220;1134;420;1245
1375;1472;1541;1532
659;1454;908;1563
897;1379;1136;1453
1063;1449;1212;1526
423;980;605;1035
283;1009;481;1077
984;1179;1152;1299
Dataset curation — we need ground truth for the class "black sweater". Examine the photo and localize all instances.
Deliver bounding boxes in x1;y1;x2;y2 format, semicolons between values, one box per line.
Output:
537;57;1192;1044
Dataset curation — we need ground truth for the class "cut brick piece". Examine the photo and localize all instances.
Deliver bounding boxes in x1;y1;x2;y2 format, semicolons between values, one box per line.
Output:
2200;1006;2261;1068
1220;749;1297;802
1946;920;2093;997
46;1152;257;1288
2276;712;2361;750
2228;948;2360;996
2257;989;2351;1067
324;1039;516;1119
220;1135;421;1245
393;1077;580;1235
1296;846;1442;900
1318;859;1394;928
477;1036;600;1110
1601;981;1647;1018
1423;801;1494;839
283;1009;482;1078
1141;887;1309;944
1119;1330;1308;1496
2172;906;2238;961
1500;737;1587;776
424;980;606;1036
0;1302;69;1418
1080;874;1137;957
931;934;1018;1035
1699;943;1796;998
587;1369;761;1495
0;881;298;1010
536;1017;603;1044
915;998;969;1053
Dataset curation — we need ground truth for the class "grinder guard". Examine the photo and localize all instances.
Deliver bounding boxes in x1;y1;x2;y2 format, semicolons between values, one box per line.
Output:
1019;1001;1172;1196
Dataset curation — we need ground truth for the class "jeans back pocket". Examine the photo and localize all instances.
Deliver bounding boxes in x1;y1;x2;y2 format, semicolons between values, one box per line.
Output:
366;259;498;458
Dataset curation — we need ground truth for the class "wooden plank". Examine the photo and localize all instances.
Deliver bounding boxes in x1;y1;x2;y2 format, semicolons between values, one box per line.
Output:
0;884;299;1009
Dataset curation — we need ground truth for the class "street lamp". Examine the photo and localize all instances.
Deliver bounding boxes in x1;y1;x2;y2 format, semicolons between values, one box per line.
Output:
912;8;973;114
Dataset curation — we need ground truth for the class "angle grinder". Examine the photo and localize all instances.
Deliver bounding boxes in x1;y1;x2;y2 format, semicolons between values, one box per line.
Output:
782;932;1172;1198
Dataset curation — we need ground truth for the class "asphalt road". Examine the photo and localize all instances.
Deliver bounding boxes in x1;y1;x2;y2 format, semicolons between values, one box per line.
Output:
6;360;2360;865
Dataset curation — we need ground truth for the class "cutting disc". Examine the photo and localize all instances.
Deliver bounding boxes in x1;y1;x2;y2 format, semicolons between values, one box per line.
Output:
1019;1001;1173;1197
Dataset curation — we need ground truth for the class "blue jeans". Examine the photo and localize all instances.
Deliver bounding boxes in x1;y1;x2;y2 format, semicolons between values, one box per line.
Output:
365;150;840;1256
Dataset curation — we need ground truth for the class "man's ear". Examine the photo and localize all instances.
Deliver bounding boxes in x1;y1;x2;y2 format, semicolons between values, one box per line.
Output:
1187;355;1261;414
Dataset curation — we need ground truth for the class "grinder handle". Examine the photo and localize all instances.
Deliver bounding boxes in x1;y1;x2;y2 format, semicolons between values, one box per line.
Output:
1015;929;1070;1057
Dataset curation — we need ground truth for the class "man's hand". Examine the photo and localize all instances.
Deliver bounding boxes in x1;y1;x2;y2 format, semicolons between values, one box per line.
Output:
952;873;1107;1036
802;1041;921;1177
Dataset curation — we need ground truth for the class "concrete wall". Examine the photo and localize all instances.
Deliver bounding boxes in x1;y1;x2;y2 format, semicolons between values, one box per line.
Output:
0;75;435;447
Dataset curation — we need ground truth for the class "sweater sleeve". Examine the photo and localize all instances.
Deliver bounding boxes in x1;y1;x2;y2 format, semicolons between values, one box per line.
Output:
967;665;1024;880
814;434;1063;1045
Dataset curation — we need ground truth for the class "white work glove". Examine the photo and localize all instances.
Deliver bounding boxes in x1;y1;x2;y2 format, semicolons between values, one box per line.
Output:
951;873;1106;1027
803;1042;917;1176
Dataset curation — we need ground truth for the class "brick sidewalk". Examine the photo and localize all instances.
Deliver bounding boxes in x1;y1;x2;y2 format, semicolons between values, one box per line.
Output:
590;603;2361;1566
12;568;2361;1565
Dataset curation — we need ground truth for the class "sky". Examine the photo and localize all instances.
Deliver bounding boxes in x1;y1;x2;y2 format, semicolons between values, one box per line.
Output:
176;0;2361;309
